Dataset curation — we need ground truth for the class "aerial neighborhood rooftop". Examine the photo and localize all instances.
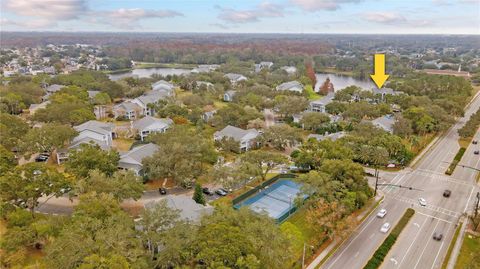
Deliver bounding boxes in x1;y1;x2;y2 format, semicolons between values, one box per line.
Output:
0;29;478;269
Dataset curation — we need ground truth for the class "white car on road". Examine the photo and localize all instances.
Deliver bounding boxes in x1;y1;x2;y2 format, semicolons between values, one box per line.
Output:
418;198;427;206
377;209;387;218
380;222;391;233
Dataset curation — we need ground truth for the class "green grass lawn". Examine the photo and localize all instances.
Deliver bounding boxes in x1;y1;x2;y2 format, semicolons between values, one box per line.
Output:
441;222;462;269
305;85;321;100
454;232;480;269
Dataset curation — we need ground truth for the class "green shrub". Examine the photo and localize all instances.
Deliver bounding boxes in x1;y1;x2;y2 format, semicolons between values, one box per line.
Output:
363;208;415;269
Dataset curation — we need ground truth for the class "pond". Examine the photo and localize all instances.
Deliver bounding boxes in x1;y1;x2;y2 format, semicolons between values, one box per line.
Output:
109;67;191;81
315;73;374;92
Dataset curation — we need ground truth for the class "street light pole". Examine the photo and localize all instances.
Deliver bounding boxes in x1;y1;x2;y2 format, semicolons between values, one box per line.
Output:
302;243;306;269
302;243;314;269
374;168;379;196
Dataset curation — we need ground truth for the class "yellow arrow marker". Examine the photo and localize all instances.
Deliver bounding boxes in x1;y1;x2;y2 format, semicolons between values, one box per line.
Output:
370;54;390;89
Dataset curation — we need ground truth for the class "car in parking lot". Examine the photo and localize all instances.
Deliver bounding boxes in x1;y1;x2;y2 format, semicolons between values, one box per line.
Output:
202;187;214;196
158;188;167;195
380;222;391;233
443;190;451;198
377;209;387;218
215;188;228;196
433;232;443;241
418;198;427;206
35;154;49;162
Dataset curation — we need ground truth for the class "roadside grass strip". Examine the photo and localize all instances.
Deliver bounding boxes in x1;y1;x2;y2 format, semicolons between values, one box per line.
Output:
441;221;462;269
363;208;415;269
445;147;466;175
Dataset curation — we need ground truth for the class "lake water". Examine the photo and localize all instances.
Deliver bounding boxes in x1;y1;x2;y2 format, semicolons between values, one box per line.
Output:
109;67;191;81
315;73;374;92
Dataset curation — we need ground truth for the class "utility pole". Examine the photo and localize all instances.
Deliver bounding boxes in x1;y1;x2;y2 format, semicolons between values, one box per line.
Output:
374;168;379;196
473;192;480;230
302;243;314;269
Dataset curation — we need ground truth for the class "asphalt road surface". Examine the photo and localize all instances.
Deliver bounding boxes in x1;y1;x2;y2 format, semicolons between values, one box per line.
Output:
322;93;480;269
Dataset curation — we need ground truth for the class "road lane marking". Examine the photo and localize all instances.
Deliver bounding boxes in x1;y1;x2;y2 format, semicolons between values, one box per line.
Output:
413;169;474;187
415;211;453;224
464;186;474;213
398;216;429;268
430;223;450;269
413;220;441;269
369;233;375;239
380;174;400;192
388;195;460;219
390;258;398;266
354;251;359;258
385;173;407;194
324;212;379;269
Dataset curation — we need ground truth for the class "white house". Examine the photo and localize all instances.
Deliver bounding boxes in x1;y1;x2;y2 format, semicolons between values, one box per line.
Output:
132;116;173;141
196;81;214;90
307;131;346;142
224;90;237;102
276;81;304;93
225;73;247;85
371;115;395;133
202;110;217;122
254;61;273;72
132;91;169;116
118;143;159;175
214;125;260;152
43;84;64;101
71;120;116;150
87;90;101;99
372;88;402;102
28;101;50;115
144;196;213;223
152;80;175;94
281;66;297;75
309;92;335;113
56;120;115;164
113;101;143;120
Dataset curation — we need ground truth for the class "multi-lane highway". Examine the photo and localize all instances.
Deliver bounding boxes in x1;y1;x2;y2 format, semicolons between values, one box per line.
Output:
321;92;480;269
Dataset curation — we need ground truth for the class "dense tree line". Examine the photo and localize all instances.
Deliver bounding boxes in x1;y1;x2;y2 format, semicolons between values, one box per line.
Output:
458;108;480;138
33;85;96;125
51;70;126;99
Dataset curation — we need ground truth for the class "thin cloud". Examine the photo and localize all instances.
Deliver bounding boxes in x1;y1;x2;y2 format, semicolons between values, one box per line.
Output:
363;12;407;24
3;0;88;20
217;2;284;24
290;0;363;11
91;8;183;29
1;18;57;28
362;11;434;27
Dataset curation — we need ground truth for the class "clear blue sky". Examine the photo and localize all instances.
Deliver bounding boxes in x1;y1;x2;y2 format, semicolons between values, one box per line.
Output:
1;0;479;34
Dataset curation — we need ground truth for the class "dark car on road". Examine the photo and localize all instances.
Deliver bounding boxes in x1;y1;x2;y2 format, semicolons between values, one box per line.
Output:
433;232;443;241
473;140;478;144
474;150;479;155
159;188;167;195
202;187;214;196
443;190;451;198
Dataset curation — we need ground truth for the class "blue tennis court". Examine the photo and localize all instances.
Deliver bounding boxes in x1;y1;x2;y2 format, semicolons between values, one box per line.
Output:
233;179;305;222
